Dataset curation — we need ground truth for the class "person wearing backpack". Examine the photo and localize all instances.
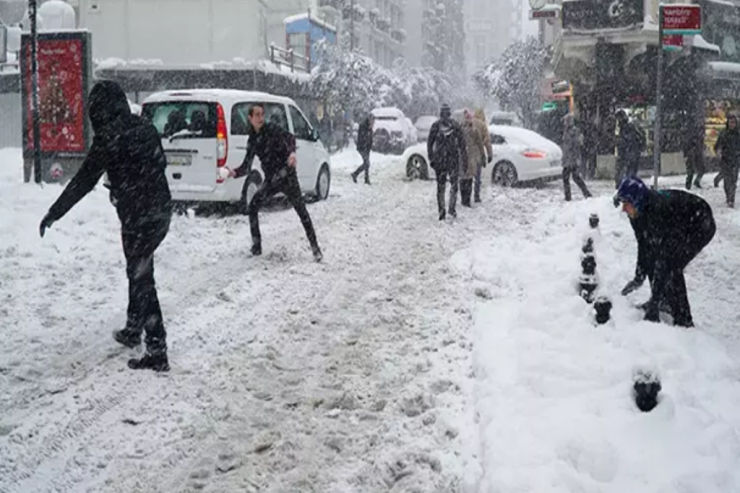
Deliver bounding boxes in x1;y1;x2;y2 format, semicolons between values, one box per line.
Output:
427;104;467;220
615;110;646;188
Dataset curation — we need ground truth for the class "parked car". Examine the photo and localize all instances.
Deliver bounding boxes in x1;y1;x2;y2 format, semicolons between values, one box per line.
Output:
371;107;416;154
139;89;332;212
488;111;522;127
414;115;437;142
401;124;562;186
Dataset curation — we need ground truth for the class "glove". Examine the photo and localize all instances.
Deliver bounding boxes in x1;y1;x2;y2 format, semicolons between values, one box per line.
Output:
621;276;645;296
39;214;55;238
487;154;493;165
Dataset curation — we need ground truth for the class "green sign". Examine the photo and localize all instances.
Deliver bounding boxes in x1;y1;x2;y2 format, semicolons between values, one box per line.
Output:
542;101;558;111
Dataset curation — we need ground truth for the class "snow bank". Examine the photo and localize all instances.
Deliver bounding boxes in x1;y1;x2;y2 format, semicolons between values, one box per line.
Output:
456;191;740;492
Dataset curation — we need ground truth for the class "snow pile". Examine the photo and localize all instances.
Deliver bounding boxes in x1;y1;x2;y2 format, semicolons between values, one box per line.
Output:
455;188;740;492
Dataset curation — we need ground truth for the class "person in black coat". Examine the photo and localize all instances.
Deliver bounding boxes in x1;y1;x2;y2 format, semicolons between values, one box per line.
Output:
427;104;467;220
561;114;592;201
616;177;715;328
713;114;740;208
683;121;706;190
39;80;173;372
351;114;374;185
615;110;646;188
228;103;322;262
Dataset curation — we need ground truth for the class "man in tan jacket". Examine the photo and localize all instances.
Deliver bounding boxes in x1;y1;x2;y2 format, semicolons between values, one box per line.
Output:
473;109;493;202
460;109;493;206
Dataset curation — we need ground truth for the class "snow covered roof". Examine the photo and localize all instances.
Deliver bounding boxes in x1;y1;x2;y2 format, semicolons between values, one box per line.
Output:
143;89;296;106
283;13;337;32
372;107;404;118
691;34;721;53
708;61;740;74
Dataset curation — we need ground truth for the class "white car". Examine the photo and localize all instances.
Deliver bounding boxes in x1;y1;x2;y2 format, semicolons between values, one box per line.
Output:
402;124;563;186
414;115;437;142
371;107;416;154
140;89;331;212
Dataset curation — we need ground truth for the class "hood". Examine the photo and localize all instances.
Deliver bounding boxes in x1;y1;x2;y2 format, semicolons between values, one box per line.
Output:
727;115;738;131
88;80;132;133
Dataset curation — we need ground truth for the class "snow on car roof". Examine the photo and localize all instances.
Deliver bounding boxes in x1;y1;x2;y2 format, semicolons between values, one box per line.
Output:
372;107;404;118
143;89;294;106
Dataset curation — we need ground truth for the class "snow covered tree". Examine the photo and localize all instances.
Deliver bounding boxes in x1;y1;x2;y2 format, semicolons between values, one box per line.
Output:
474;37;550;129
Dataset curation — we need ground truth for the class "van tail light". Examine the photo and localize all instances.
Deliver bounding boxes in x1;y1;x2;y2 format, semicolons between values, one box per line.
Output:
216;103;228;183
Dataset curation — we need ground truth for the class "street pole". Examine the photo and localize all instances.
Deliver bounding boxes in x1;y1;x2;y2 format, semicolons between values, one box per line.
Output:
350;0;354;52
653;5;663;190
30;0;41;184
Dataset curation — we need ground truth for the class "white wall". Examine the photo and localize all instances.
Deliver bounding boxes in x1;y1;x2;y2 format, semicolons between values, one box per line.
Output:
76;0;267;65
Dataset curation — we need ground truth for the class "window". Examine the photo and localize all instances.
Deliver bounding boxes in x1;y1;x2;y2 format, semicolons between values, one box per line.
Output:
142;101;217;138
231;102;289;135
289;105;313;140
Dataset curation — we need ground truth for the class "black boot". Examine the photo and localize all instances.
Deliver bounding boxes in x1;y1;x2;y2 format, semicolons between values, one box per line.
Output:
439;210;446;221
251;244;262;256
113;327;141;349
351;172;358;184
128;340;169;372
474;195;481;203
312;244;323;263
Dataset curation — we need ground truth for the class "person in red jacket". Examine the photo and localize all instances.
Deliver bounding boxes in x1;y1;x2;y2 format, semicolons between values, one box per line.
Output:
228;103;322;262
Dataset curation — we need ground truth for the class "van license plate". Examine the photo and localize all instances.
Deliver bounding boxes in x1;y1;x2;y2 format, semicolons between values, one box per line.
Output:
167;154;192;166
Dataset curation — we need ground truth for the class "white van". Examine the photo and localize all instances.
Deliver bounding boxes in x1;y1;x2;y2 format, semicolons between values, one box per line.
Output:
140;89;331;211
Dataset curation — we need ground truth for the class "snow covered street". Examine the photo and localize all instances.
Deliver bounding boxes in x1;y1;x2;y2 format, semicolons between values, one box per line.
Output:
2;147;740;493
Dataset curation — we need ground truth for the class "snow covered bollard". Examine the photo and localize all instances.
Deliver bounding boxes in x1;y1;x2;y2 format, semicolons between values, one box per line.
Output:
589;213;600;229
632;367;662;412
593;296;612;324
579;236;598;303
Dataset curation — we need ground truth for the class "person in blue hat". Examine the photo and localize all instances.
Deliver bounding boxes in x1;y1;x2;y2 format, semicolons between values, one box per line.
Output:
615;177;716;327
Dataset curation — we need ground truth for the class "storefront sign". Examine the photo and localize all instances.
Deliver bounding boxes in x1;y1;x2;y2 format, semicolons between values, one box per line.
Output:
530;9;559;20
562;0;644;33
21;31;92;158
663;5;702;35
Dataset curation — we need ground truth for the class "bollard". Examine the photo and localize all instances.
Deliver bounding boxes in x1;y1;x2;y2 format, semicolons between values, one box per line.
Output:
594;296;612;324
589;213;600;229
579;274;598;303
633;368;661;412
582;237;594;254
581;252;597;276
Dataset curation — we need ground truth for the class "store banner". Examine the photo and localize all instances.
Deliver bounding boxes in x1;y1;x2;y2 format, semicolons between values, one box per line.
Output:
562;0;644;33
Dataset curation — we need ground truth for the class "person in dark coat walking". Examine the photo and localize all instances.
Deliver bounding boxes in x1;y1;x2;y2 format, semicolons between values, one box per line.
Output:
615;110;646;188
39;80;173;372
616;177;715;328
228;103;322;262
683;121;706;190
561;114;592;201
713;114;740;208
427;104;467;220
351;114;374;184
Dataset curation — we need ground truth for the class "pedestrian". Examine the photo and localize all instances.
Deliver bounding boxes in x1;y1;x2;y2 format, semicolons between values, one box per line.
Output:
473;108;493;202
39;80;173;372
713;114;740;208
228;103;323;262
427;104;467;220
561;114;592;201
683;121;706;190
615;110;646;188
459;109;491;207
351;114;374;185
616;177;716;328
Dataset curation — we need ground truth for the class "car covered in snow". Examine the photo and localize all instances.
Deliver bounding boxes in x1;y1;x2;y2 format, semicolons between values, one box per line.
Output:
401;124;563;186
371;107;416;154
414;115;437;142
138;89;331;211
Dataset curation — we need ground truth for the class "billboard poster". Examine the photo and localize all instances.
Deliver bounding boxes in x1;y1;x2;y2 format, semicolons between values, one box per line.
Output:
21;32;92;158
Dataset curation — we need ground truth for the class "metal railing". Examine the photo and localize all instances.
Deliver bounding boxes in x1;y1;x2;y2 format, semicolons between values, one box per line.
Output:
269;43;310;73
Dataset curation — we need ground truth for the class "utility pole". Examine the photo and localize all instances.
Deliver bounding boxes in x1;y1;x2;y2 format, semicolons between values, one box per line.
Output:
350;0;355;52
30;0;41;184
653;4;664;189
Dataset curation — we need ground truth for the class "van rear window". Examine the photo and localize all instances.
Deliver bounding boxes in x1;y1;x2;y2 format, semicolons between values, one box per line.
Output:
142;102;218;139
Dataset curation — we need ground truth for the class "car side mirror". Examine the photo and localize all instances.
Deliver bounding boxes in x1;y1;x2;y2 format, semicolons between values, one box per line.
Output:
311;128;320;142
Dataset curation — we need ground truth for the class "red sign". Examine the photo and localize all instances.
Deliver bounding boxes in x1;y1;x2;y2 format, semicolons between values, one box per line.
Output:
662;5;702;34
23;37;86;154
662;34;684;51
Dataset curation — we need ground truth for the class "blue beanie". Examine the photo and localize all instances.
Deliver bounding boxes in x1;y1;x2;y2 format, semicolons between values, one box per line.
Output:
616;177;650;210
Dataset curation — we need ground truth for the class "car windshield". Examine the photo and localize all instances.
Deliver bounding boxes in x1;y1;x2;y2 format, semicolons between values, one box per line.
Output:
142;101;218;139
374;116;398;121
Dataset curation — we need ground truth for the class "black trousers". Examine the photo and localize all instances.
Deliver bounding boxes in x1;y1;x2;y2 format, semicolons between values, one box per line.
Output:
646;221;716;327
685;151;705;189
435;164;459;217
460;178;474;207
615;157;639;188
720;160;739;206
352;151;371;182
122;216;170;350
562;166;591;201
249;168;318;249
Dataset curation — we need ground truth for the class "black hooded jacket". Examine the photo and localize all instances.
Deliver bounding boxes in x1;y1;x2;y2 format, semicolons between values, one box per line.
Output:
629;189;715;278
46;81;172;227
427;116;467;172
714;118;740;163
356;117;373;155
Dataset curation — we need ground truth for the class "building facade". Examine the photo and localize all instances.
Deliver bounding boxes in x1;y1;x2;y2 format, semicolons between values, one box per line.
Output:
464;0;523;75
317;0;406;68
404;0;464;73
